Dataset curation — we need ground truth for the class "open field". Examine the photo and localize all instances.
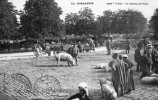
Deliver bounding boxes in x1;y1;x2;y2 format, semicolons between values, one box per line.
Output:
0;48;158;100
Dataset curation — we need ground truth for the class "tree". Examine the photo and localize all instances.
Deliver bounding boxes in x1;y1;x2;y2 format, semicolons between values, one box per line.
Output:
64;7;96;36
20;0;62;39
78;7;95;20
97;9;147;36
149;8;158;38
65;13;79;35
76;7;95;35
98;10;117;37
0;0;19;39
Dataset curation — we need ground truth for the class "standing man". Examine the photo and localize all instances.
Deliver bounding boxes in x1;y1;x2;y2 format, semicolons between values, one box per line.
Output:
77;41;83;53
122;55;135;93
151;43;158;73
106;37;112;55
125;37;131;54
45;43;51;56
143;37;152;51
68;43;79;65
134;46;142;72
139;51;152;79
146;44;153;72
137;38;144;48
108;53;128;97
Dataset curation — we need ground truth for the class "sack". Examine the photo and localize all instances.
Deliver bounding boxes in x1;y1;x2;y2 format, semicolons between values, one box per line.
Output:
141;76;157;84
150;73;158;77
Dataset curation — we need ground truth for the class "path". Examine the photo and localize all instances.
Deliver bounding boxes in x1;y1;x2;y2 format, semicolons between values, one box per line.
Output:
0;47;124;60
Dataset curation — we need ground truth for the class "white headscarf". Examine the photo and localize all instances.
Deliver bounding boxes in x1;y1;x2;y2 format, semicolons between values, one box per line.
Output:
79;82;88;89
78;82;89;95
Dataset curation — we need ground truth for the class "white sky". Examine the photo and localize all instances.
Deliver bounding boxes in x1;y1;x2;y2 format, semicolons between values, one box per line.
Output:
9;0;158;21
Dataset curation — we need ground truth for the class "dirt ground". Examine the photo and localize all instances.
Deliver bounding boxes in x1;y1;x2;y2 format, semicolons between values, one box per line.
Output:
0;48;158;100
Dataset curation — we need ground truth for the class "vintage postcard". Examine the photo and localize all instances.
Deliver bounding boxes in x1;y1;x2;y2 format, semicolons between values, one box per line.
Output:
0;0;158;100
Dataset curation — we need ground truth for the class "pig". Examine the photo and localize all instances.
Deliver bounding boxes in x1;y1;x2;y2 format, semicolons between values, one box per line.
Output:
100;78;117;100
95;63;112;72
54;52;75;67
141;76;157;84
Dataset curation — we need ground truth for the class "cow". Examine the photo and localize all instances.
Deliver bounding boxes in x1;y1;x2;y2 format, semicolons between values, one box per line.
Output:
54;52;75;67
100;78;117;100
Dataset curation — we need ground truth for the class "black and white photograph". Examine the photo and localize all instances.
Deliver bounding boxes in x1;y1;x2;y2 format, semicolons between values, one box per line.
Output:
0;0;158;100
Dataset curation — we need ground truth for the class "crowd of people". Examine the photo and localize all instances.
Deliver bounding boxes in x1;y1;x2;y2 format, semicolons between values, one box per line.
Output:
107;37;158;99
108;53;134;98
135;38;158;78
94;36;158;99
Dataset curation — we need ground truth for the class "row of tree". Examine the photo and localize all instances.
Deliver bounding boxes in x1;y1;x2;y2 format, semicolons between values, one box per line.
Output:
0;0;157;40
149;8;158;38
65;8;147;37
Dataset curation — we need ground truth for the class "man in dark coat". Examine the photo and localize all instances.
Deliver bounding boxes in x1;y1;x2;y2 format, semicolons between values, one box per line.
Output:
139;51;152;79
134;46;142;72
146;44;153;70
151;42;158;73
67;43;79;65
125;37;131;54
137;39;144;48
143;37;152;50
77;42;83;53
106;37;112;55
122;55;135;93
45;43;51;56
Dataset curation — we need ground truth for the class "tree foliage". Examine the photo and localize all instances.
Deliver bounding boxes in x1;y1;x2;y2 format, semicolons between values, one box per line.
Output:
65;13;79;35
65;7;96;36
97;9;147;35
97;10;117;36
20;0;62;39
65;8;147;37
149;8;158;38
0;0;19;39
1;0;148;40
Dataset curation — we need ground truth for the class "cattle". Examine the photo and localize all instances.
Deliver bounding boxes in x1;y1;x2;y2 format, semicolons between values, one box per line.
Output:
100;78;117;100
54;52;75;67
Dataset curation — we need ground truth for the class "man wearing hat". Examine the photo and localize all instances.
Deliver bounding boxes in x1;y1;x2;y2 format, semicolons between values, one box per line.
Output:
134;45;142;72
67;82;92;100
45;43;51;56
122;55;135;93
143;37;152;50
106;37;112;55
108;53;128;97
125;37;131;54
151;42;158;73
68;43;79;65
146;44;153;71
139;51;152;79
